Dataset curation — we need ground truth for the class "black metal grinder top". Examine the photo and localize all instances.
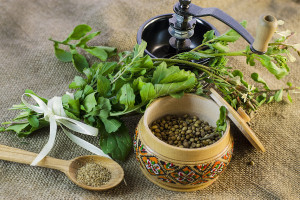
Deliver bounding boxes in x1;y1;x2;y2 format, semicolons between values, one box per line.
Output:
137;0;277;59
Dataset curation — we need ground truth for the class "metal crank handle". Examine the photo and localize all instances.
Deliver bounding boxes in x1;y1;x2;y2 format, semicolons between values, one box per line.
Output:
174;1;278;54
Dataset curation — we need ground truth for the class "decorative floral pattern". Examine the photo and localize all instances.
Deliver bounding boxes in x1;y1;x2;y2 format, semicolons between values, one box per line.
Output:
160;161;177;171
134;128;234;187
202;161;227;179
170;167;201;185
141;156;164;175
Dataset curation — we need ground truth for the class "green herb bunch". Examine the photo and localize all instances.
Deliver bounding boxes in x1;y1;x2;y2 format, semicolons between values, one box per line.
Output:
1;22;299;161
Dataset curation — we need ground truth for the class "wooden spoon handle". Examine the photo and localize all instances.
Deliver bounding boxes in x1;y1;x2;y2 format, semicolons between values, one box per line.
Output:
252;15;277;53
0;144;69;172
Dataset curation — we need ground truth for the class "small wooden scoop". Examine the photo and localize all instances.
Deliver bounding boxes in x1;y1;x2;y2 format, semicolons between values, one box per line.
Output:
0;144;124;191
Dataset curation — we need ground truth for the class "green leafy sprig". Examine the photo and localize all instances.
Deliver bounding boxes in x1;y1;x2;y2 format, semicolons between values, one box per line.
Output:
1;22;299;161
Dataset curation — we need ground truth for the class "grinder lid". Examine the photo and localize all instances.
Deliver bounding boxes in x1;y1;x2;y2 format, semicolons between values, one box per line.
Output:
210;88;266;152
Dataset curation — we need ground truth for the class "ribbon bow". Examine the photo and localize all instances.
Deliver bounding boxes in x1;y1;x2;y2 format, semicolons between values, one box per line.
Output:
21;93;111;166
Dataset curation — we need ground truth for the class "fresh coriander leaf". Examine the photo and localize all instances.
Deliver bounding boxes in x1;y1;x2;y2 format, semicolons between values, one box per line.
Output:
98;62;118;76
28;115;39;128
140;83;156;102
118;83;135;110
64;24;92;42
255;55;288;79
54;43;72;62
287;82;292;87
101;118;122;133
154;72;196;97
99;123;132;161
251;72;269;90
97;97;112;119
83;85;94;96
152;63;180;84
84;46;108;61
62;94;81;117
96;46;117;58
160;69;192;84
69;76;87;89
130;55;153;73
202;30;215;43
274;89;283;102
6;123;29;134
97;75;111;97
133;40;147;58
151;62;168;84
72;52;89;73
83;68;94;83
76;31;101;48
74;90;83;100
83;92;97;112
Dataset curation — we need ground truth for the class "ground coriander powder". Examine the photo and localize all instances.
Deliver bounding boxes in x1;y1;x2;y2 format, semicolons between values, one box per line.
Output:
76;162;111;187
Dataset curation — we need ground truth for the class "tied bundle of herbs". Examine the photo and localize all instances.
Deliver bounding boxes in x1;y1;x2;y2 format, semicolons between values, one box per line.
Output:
1;22;299;161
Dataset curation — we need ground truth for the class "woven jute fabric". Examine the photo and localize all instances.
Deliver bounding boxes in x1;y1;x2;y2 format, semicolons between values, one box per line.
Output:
0;0;299;199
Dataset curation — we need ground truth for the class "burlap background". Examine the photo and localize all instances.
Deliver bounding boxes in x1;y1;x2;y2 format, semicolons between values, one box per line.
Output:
0;0;299;199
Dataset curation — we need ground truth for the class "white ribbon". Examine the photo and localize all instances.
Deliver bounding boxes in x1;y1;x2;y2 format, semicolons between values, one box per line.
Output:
21;93;111;166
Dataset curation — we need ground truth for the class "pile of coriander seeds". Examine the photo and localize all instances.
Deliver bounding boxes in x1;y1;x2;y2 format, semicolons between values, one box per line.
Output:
150;114;222;148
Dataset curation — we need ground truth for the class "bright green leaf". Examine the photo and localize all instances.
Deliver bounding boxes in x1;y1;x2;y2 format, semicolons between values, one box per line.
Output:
274;89;283;102
65;24;92;42
69;76;86;89
84;46;108;61
83;68;94;83
6;123;29;134
97;75;111;97
140;83;156;102
101;118;122;133
202;30;215;43
28;115;39;128
118;84;135;110
251;72;269;90
54;43;72;62
72;53;89;73
76;31;101;47
83;92;97;112
99;124;132;161
287;82;292;87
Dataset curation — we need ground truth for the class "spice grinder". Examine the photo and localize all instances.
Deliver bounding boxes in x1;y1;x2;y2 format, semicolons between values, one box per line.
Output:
137;0;277;61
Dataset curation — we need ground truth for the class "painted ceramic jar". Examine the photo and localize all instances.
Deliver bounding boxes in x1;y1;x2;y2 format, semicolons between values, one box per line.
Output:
134;94;233;192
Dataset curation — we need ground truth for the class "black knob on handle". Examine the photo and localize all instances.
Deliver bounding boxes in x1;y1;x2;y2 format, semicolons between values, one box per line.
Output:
179;0;191;9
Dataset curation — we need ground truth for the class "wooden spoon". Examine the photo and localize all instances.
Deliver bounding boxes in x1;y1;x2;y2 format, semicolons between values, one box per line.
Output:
0;144;124;191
